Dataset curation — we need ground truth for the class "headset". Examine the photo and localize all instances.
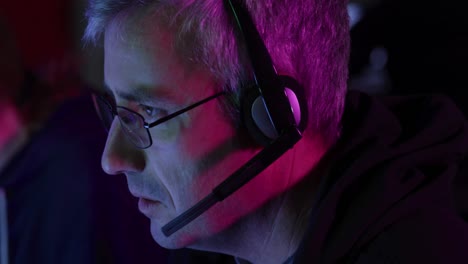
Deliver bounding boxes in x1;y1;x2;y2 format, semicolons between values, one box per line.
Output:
162;0;308;236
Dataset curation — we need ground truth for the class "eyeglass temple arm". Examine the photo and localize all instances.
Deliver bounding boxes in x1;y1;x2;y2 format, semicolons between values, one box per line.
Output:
146;92;226;128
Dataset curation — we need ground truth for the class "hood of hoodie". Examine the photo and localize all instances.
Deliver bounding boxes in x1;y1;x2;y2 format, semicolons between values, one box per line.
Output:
295;91;468;263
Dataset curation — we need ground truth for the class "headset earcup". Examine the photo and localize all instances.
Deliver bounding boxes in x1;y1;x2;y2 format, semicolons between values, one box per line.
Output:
241;76;307;147
241;85;274;146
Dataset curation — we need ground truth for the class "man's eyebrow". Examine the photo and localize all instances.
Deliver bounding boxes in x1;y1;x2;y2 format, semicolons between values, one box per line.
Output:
103;82;174;105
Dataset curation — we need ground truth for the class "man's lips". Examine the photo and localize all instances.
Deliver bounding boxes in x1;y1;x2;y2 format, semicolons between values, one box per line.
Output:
128;188;157;201
138;197;163;217
128;188;165;217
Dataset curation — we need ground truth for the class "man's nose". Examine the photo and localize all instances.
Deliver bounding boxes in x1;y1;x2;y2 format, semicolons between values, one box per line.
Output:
101;118;145;175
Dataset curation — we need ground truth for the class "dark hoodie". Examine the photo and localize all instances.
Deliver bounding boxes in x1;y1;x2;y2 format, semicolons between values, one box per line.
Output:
294;91;468;263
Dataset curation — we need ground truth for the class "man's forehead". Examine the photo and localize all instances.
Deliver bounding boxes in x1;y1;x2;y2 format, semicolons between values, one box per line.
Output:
101;35;189;108
103;15;176;87
102;7;210;107
104;5;174;50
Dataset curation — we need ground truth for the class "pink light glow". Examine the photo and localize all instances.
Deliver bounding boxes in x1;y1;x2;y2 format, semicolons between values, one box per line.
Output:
0;100;23;150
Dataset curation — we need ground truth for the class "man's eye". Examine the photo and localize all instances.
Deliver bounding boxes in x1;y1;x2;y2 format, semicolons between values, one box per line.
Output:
140;105;163;119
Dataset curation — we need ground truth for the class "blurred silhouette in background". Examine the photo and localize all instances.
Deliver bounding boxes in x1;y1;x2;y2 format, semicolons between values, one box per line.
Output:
348;0;468;221
349;0;468;102
0;6;168;264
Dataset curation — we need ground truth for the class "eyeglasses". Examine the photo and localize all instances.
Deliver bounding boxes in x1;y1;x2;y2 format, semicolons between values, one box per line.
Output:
91;92;225;149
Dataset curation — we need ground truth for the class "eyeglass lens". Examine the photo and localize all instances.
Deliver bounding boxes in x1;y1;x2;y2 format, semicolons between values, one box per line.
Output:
92;94;151;148
117;109;151;148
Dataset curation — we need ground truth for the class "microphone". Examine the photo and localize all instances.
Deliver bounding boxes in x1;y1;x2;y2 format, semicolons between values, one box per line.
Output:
162;126;302;236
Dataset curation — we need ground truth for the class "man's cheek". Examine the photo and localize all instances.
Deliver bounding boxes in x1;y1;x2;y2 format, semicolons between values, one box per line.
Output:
152;112;192;143
152;120;182;143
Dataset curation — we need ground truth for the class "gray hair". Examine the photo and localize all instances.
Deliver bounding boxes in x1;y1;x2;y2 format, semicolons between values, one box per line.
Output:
84;0;350;146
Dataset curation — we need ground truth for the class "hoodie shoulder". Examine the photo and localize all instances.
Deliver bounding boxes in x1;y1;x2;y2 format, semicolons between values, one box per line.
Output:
353;207;468;263
296;91;468;263
377;93;468;148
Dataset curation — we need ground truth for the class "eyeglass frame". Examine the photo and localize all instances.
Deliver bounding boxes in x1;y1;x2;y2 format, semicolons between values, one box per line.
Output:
92;91;226;149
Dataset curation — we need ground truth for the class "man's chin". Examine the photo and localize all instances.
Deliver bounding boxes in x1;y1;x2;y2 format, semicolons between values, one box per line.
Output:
149;219;196;249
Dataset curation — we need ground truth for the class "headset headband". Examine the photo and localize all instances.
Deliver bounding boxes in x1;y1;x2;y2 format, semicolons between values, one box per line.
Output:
225;0;298;133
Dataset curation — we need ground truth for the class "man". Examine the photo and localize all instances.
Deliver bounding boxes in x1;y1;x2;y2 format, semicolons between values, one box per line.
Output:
83;0;468;263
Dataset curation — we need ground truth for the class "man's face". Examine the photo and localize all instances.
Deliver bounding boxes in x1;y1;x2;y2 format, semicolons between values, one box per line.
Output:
102;17;260;248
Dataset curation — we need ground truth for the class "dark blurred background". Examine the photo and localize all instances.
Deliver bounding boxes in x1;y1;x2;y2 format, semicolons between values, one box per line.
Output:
348;0;468;108
0;0;103;88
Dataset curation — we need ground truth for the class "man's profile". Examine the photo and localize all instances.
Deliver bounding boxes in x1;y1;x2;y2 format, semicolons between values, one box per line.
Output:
83;0;468;263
